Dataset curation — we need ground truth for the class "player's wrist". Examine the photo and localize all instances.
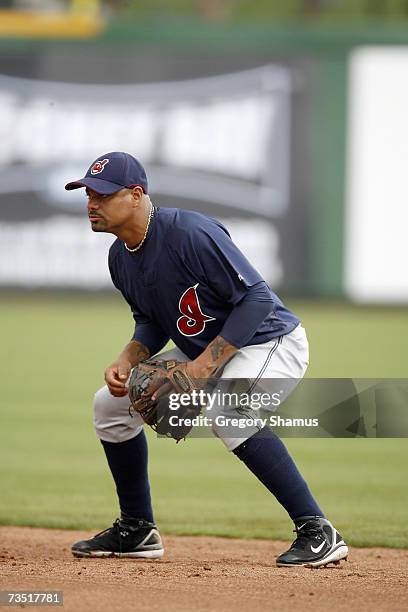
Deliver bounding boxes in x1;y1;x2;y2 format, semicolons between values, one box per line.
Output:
186;359;216;379
192;335;238;378
119;340;150;367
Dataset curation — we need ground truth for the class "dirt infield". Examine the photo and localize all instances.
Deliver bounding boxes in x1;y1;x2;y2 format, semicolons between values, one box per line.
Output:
0;527;407;612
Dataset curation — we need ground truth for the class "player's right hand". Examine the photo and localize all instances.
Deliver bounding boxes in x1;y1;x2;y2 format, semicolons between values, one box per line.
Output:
104;359;132;397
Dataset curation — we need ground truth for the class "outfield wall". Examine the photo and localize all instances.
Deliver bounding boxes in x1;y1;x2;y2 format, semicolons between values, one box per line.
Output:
0;19;406;301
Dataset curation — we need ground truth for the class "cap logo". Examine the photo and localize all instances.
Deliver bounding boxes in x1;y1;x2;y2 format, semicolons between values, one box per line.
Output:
90;159;109;175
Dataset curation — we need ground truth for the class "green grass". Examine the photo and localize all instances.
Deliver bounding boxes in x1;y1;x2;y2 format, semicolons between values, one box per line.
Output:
1;295;407;547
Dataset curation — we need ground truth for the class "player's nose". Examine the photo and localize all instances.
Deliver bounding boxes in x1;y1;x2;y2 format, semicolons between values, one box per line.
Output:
87;196;99;211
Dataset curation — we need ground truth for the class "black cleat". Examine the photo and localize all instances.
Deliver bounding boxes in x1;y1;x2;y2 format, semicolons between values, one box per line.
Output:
71;518;164;559
276;516;348;568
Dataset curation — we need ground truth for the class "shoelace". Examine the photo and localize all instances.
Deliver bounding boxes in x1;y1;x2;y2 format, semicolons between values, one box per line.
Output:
93;519;121;539
93;519;130;554
94;518;151;536
290;522;324;551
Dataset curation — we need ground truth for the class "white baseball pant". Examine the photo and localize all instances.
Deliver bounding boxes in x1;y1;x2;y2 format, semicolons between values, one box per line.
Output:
93;324;309;451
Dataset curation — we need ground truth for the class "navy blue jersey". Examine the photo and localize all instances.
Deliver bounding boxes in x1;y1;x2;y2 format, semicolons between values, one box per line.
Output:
108;207;299;360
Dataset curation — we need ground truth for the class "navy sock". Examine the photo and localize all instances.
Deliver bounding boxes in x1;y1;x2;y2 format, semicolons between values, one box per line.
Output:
101;430;154;523
233;427;324;520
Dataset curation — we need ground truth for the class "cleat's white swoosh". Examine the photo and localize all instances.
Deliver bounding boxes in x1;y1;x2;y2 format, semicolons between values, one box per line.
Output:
311;541;325;554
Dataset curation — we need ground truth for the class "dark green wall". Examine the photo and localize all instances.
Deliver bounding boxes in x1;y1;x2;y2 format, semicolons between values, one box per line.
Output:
1;18;407;295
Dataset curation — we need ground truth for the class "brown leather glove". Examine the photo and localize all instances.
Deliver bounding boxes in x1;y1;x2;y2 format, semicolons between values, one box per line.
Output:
128;358;202;442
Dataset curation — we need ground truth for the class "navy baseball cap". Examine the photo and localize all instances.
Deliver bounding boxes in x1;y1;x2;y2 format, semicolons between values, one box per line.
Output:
65;151;148;194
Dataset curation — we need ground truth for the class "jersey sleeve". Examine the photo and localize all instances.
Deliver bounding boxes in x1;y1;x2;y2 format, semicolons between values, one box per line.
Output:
219;281;275;348
180;221;264;305
131;308;169;357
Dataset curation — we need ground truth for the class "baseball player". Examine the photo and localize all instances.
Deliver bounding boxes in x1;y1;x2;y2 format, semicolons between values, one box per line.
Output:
65;152;348;567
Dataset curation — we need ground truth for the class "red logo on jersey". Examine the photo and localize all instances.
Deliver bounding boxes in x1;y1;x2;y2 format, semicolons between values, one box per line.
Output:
177;284;215;336
90;159;109;175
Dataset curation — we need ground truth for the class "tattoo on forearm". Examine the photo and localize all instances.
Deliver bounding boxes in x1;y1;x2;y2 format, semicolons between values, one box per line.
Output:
210;337;229;362
132;342;150;362
193;336;237;377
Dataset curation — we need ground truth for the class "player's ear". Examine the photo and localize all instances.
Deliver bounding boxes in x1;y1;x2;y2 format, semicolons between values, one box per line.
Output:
130;186;144;206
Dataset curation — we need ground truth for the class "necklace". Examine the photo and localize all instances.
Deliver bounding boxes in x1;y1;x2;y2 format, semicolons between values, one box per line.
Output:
124;204;154;253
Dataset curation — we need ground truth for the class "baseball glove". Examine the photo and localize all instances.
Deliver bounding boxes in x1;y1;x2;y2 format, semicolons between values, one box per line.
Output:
128;358;203;442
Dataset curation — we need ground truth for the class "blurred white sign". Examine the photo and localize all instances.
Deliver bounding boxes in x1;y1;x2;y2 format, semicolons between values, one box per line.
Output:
0;66;291;214
345;47;408;303
0;217;281;288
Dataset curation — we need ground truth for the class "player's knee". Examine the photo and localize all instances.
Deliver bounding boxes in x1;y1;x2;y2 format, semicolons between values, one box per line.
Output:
93;386;118;435
93;385;144;443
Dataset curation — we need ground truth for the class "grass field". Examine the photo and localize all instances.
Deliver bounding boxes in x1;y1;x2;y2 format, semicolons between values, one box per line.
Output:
1;294;407;548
